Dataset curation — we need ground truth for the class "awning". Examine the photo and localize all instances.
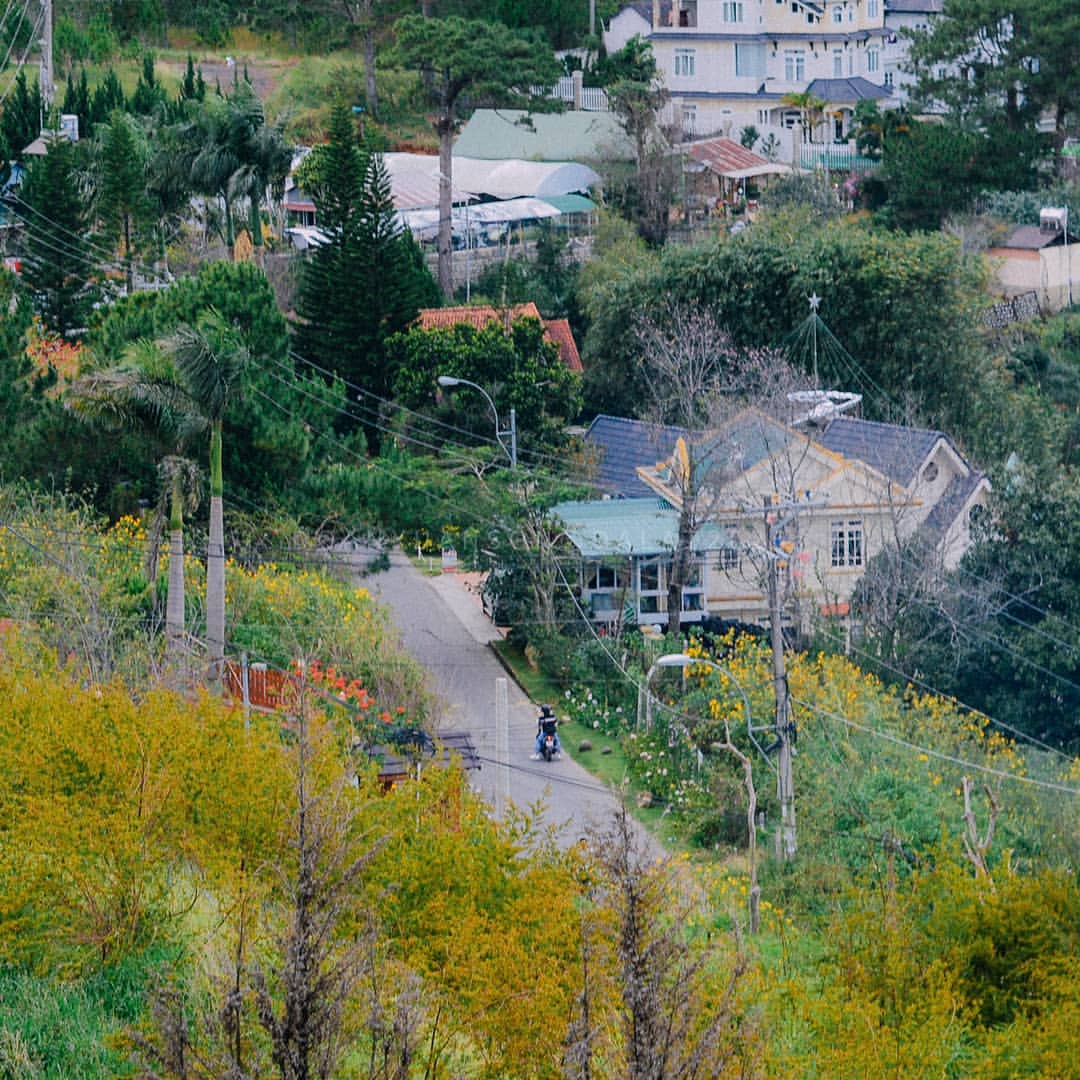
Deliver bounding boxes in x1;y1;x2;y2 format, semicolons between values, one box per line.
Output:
540;193;597;214
399;197;562;239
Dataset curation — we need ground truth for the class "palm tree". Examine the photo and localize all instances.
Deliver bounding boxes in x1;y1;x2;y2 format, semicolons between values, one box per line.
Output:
782;91;826;144
69;312;248;686
160;311;249;686
66;348;205;661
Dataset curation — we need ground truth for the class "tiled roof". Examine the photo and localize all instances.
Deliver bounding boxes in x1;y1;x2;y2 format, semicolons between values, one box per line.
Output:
805;77;892;102
922;470;986;537
418;304;543;331
415;305;583;372
999;225;1064;250
584;415;689;497
816;417;942;485
885;0;942;12
686;137;771;177
543;318;583;372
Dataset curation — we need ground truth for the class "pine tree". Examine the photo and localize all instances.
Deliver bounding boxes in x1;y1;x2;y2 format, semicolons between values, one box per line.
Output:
181;54;198;101
130;52;165;116
20;134;95;335
1;70;43;159
96;111;152;295
91;69;126;129
293;103;438;421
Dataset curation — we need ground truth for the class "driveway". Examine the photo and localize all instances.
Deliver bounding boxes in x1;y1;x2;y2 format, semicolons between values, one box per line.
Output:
361;549;646;849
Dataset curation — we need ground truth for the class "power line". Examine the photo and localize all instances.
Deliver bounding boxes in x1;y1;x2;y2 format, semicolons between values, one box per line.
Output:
794;696;1080;796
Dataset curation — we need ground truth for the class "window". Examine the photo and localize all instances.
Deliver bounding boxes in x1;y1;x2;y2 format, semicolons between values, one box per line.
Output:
784;49;806;81
867;0;879;16
867;47;880;73
735;42;766;78
682;103;697;135
638;559;663;614
716;547;740;571
884;69;894;87
921;461;939;484
722;1;744;23
833;48;844;76
831;520;864;568
673;48;696;78
832;4;843;23
848;51;854;74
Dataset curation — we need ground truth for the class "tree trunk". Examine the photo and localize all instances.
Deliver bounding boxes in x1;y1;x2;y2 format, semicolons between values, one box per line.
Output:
123;212;133;294
437;119;454;298
667;491;694;632
363;28;378;117
206;422;226;687
166;473;186;658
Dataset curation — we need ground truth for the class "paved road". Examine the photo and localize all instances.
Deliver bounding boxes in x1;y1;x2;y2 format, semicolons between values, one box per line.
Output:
361;550;643;848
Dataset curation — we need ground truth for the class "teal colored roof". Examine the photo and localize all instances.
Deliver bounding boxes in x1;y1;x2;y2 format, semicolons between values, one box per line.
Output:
540;193;597;214
553;498;735;558
454;109;634;162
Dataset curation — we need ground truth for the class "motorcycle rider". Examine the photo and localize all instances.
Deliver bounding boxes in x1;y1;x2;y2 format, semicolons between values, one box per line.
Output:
534;703;561;759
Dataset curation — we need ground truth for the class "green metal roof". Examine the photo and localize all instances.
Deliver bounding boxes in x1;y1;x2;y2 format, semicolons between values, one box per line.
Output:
540;193;597;214
553;498;736;558
454;109;634;162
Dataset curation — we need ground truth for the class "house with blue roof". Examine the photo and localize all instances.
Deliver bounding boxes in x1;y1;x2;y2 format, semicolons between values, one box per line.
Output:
559;408;988;628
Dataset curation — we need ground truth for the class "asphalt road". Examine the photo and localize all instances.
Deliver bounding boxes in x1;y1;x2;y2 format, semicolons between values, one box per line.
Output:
362;549;646;849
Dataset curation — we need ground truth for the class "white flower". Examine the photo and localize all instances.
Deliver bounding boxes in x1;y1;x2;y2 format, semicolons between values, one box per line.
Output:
593;720;600;728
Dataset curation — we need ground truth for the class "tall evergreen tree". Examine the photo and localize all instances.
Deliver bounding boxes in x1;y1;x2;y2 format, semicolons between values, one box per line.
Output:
95;111;152;294
293;102;439;417
1;70;43;159
91;68;127;128
19;134;95;335
130;52;167;116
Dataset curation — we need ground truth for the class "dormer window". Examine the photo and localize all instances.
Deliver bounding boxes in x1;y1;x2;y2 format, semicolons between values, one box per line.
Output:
922;461;939;484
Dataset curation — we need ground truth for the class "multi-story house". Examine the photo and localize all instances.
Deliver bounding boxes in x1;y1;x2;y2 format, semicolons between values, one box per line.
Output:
605;0;894;162
882;0;942;105
554;407;989;630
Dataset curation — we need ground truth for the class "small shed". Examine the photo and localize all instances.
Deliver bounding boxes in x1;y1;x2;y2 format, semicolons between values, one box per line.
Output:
986;208;1076;313
367;729;481;790
682;136;792;215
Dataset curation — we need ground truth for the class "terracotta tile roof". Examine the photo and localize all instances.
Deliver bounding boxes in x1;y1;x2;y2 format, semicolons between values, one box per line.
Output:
543;318;583;372
417;303;543;331
416;305;583;371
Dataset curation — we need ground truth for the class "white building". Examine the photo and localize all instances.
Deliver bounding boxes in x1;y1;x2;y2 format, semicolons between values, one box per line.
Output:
605;0;896;163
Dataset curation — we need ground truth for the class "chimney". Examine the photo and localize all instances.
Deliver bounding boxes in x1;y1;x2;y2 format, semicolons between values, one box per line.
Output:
653;0;661;28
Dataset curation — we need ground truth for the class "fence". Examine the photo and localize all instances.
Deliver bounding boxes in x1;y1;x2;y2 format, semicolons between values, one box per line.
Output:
531;76;610;112
798;145;878;174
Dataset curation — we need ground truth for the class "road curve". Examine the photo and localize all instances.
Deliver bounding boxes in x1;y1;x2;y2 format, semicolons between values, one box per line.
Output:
360;549;647;849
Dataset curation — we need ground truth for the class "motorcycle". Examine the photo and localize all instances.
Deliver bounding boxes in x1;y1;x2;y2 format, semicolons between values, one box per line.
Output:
541;728;557;762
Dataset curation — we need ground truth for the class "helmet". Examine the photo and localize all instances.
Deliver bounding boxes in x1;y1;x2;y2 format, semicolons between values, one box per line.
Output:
540;703;554;718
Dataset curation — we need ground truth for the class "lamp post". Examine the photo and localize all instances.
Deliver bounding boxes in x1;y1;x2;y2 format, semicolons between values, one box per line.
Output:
652;652;762;932
437;375;517;469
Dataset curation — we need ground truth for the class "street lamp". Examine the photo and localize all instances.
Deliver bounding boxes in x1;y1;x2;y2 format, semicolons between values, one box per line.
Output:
650;654;759;746
437;375;517;469
652;652;765;933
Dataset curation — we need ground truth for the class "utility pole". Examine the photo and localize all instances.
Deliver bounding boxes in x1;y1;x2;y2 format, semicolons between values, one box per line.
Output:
764;496;798;860
40;0;54;113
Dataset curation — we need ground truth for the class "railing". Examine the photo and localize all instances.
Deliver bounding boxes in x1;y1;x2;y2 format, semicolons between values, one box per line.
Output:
531;77;610;112
798;145;878;174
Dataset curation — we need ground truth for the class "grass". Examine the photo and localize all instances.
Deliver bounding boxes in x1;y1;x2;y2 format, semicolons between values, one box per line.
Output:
0;946;174;1077
491;639;695;849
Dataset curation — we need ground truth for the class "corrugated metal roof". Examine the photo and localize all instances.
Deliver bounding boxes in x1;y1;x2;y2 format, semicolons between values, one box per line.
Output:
553;497;735;557
453;109;634;162
686;137;774;178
